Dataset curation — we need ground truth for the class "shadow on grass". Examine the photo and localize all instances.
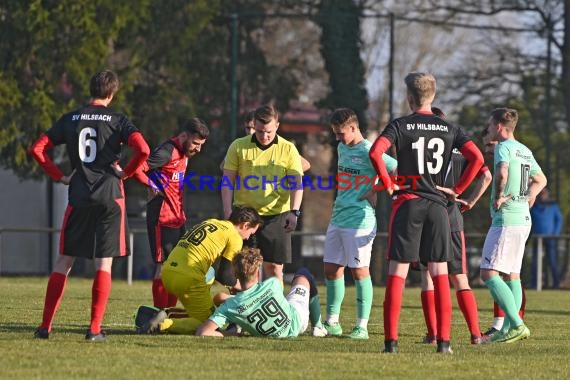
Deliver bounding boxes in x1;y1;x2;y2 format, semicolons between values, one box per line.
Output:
0;323;139;337
404;305;570;317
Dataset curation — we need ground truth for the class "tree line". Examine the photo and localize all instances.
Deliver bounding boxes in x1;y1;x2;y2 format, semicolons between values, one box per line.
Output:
1;0;568;219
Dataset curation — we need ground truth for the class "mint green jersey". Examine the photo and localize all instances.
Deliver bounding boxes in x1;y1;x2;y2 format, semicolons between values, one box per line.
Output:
491;139;542;226
209;277;302;338
331;139;397;229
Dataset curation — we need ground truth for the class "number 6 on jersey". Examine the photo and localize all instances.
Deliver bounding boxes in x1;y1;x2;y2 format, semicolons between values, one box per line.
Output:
78;127;97;163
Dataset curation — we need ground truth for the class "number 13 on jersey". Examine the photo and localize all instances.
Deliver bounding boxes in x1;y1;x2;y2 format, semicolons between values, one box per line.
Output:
412;137;445;175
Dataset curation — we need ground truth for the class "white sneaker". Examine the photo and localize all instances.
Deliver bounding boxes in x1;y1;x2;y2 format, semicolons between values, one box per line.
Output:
312;325;328;337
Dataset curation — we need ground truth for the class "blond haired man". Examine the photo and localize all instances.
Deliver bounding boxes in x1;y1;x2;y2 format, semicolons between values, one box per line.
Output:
369;72;484;353
196;248;325;338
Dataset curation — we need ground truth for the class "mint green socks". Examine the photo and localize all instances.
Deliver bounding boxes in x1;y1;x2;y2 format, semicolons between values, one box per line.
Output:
309;295;324;327
355;276;373;328
503;279;523;331
325;277;345;321
485;276;523;330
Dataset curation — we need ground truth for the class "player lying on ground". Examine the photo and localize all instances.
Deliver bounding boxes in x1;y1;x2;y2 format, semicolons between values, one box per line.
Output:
136;207;262;335
195;248;327;338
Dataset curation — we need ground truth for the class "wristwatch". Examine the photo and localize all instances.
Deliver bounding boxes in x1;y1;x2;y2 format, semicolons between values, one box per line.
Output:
290;209;301;217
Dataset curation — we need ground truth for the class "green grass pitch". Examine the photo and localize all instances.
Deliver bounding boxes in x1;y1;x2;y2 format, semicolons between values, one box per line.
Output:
0;277;568;379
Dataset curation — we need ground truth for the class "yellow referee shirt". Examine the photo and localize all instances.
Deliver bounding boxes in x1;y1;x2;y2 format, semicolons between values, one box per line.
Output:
163;219;243;276
223;135;303;216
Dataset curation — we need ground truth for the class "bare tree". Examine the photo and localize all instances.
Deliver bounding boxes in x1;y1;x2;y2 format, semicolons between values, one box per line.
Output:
360;1;473;130
413;1;567;123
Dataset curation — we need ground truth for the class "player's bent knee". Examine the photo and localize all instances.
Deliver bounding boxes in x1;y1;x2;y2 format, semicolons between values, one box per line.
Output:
293;267;317;297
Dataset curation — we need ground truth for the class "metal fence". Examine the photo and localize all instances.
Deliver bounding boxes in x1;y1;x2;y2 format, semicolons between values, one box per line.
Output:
1;227;568;290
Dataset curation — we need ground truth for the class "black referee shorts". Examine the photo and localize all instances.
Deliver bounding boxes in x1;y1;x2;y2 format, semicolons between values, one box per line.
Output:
251;212;292;265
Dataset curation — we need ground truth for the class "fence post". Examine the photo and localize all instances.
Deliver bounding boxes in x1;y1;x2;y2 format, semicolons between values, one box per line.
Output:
0;230;3;275
537;236;543;291
128;232;134;285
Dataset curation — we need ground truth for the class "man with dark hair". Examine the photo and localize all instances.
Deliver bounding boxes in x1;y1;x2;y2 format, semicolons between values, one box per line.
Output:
221;104;304;283
323;108;397;339
30;69;150;341
242;110;256;135
131;118;209;309
136;206;263;335
479;123;528;339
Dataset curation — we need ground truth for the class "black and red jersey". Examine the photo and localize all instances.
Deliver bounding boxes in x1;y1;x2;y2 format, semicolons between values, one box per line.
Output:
30;104;146;206
134;137;188;228
380;112;471;205
444;148;490;230
444;148;469;188
444;149;489;188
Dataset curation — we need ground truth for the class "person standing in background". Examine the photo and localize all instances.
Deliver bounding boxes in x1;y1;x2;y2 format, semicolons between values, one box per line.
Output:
221;104;304;283
220;110;310;173
530;187;563;289
132;118;209;309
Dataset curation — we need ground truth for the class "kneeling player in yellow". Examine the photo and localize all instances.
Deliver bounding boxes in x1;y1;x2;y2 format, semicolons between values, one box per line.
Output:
138;206;263;334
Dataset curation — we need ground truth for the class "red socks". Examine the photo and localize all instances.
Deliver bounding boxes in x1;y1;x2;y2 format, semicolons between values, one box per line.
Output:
90;270;112;334
456;289;481;337
432;275;452;341
40;270;112;334
494;300;504;317
39;272;67;331
494;286;526;319
153;278;177;308
167;293;178;308
383;275;405;340
421;290;437;337
152;278;169;309
422;287;481;339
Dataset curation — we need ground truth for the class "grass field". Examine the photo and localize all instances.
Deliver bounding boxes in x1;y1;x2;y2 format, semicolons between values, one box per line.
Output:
0;277;568;379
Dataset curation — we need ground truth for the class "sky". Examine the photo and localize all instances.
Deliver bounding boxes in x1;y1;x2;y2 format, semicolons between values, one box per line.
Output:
359;6;559;119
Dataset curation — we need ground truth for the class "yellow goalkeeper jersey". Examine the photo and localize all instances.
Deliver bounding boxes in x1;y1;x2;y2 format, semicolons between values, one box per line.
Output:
163;219;243;276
